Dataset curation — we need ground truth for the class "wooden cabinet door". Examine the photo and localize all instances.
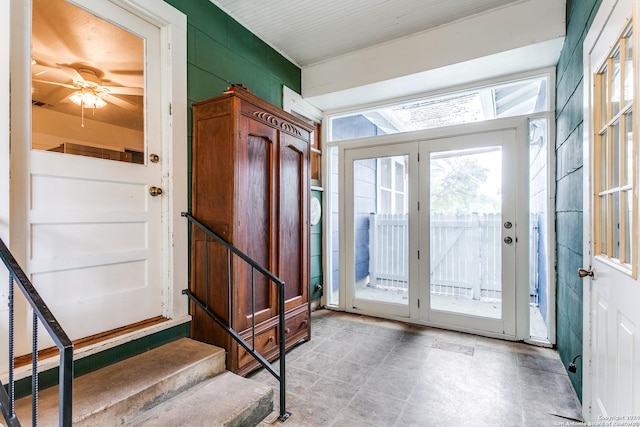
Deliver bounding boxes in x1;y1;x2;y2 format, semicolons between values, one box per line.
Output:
278;131;309;312
234;116;278;330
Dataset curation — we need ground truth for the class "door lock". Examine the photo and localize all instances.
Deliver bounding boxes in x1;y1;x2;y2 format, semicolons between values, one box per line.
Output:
149;153;160;163
503;236;513;244
504;221;513;229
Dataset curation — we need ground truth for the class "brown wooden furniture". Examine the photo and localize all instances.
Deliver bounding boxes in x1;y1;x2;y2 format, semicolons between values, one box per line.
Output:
190;86;312;375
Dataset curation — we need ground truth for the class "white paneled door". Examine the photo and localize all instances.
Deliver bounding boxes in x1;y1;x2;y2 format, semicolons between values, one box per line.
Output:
583;0;640;419
20;0;165;347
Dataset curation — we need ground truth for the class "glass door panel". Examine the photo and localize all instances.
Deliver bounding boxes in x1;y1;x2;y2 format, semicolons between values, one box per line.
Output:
429;147;503;319
422;128;518;336
344;143;417;318
353;155;409;305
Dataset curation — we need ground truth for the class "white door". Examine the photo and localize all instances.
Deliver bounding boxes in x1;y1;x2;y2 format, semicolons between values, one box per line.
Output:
583;0;640;419
420;129;521;337
20;0;165;344
342;125;525;337
344;143;419;318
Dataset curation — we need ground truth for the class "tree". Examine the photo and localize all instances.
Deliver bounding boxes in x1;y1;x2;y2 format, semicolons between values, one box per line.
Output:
430;154;500;214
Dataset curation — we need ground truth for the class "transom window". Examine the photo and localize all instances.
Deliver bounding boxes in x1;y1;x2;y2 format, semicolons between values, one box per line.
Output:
594;21;637;276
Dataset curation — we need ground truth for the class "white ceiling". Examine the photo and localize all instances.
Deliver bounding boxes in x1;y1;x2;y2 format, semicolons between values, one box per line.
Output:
210;0;522;67
210;0;566;111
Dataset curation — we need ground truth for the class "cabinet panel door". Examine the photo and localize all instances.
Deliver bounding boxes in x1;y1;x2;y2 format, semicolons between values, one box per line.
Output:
236;116;278;329
279;132;309;311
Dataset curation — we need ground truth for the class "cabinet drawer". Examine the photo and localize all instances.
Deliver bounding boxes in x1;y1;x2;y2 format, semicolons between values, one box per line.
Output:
238;326;278;367
284;312;310;341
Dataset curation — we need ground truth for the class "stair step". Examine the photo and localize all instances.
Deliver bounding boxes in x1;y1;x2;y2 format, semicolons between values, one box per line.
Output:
128;371;273;427
15;337;227;426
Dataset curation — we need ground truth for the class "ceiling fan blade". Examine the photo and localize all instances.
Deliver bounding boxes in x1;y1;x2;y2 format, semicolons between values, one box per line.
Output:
56;63;84;83
103;86;144;96
105;94;138;110
32;79;78;90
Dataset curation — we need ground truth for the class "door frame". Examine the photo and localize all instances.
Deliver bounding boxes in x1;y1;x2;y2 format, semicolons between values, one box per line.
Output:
7;0;188;355
337;117;531;340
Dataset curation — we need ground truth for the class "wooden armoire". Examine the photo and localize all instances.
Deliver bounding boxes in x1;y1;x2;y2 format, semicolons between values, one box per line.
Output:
190;86;312;375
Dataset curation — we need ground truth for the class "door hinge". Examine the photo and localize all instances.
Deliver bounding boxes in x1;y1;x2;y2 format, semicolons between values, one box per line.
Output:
418;299;420;308
418;201;420;211
169;103;172;116
417;250;420;259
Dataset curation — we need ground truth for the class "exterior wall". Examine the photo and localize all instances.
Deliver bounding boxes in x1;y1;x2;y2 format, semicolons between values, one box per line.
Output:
555;0;602;401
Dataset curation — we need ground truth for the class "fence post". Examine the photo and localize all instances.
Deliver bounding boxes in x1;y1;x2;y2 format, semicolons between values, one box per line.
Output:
471;213;482;300
369;213;378;286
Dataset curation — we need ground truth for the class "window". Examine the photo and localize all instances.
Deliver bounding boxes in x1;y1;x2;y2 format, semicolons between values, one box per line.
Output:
594;22;637;276
328;74;549;142
378;156;407;214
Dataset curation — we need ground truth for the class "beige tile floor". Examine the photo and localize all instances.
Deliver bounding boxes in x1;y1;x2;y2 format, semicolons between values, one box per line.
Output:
251;309;582;427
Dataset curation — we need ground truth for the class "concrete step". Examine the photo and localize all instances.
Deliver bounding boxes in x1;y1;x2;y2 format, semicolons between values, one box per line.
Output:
127;371;273;427
15;337;234;426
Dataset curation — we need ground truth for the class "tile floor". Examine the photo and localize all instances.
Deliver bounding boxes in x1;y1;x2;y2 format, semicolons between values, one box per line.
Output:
251;309;582;427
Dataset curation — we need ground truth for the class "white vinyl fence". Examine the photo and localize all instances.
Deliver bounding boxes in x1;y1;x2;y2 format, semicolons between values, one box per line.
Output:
368;212;502;301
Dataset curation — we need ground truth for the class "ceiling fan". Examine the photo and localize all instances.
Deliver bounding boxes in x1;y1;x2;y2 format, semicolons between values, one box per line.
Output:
32;61;143;111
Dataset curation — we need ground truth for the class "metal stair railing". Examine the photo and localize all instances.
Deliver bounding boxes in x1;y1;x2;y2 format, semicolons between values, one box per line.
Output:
0;238;74;427
181;212;291;422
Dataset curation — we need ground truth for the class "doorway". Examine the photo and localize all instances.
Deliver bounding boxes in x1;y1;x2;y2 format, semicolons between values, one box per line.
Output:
8;0;188;357
342;124;526;338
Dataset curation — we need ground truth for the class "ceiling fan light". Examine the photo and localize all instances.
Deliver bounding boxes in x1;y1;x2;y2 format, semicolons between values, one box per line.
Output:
69;90;106;109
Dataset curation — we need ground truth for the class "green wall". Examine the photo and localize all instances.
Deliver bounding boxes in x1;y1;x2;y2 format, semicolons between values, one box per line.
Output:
164;0;301;108
310;190;323;301
162;0;303;209
555;0;602;401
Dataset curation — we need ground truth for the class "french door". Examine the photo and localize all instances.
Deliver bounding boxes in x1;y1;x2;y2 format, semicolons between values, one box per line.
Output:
343;126;524;337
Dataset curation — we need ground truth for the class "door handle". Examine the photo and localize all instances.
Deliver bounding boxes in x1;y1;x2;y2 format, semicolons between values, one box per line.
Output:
149;186;163;197
578;268;595;278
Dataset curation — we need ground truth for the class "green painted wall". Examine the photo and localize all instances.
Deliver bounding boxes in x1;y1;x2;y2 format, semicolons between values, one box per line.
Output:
555;0;602;402
163;0;302;209
310;190;323;301
163;0;301;109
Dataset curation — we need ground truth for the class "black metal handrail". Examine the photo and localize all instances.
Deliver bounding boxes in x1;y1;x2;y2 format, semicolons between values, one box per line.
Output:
181;212;291;422
0;238;73;427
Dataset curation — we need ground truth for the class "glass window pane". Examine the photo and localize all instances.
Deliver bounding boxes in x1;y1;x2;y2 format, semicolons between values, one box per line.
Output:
600;132;608;191
626;111;633;186
626;190;633;264
395;194;405;214
600;195;608;254
613;191;620;259
612;48;622;116
394;159;404;192
31;0;145;164
612;121;620;188
381;158;391;188
601;66;609;127
430;146;502;319
625;29;634;105
381;190;392;214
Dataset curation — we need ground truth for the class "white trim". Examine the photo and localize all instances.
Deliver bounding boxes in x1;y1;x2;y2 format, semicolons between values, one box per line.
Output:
283;86;323;122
